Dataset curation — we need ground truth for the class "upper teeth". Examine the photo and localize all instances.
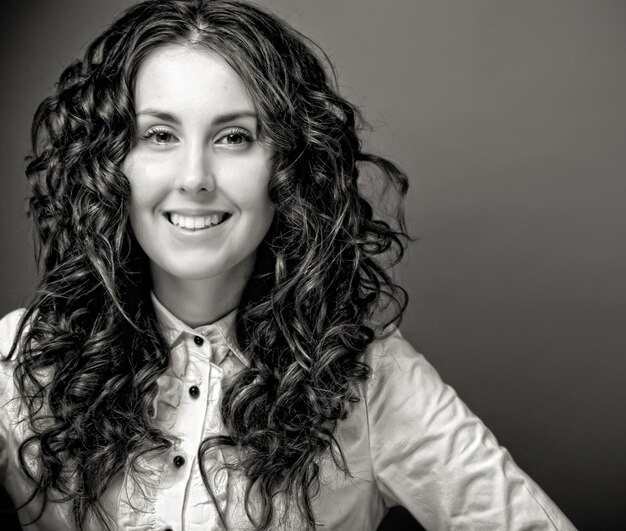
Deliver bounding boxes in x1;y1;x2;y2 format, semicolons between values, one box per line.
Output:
169;212;224;230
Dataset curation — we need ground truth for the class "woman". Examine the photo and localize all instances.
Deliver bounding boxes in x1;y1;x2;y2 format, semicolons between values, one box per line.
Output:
0;0;576;529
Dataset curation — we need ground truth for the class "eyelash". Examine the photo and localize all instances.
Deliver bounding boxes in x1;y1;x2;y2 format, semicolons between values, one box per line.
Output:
140;127;254;146
141;127;174;143
217;127;254;145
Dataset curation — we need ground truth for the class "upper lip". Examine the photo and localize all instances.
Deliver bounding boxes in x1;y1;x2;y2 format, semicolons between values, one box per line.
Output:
164;209;230;216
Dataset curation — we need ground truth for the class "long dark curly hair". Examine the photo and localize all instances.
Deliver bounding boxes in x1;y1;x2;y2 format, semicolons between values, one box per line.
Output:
6;0;410;529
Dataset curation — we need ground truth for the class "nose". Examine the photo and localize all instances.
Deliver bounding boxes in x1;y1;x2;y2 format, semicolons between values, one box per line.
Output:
175;141;215;193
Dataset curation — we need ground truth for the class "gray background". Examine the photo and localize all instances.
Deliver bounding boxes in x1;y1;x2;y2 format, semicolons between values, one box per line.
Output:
1;1;625;530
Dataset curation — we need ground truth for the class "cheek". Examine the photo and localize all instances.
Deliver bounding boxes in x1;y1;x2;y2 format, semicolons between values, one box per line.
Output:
127;182;150;231
241;182;273;211
124;158;166;214
237;182;274;228
223;157;274;213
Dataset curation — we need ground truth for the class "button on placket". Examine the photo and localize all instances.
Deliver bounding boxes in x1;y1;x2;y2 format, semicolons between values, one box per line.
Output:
173;455;186;468
193;335;204;346
189;385;200;398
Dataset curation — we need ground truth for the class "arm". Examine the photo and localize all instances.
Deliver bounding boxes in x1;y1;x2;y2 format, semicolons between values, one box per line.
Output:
365;329;576;530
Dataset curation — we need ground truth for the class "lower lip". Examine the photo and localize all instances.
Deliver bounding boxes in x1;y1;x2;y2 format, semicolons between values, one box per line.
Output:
165;214;231;236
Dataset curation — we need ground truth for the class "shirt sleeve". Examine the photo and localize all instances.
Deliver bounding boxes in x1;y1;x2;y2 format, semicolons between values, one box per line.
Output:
364;328;577;531
0;308;26;484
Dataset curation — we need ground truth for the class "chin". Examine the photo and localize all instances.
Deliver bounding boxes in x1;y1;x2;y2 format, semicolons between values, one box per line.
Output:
167;264;226;281
158;254;254;283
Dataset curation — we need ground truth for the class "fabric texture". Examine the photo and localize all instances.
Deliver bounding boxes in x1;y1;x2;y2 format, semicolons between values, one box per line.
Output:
0;298;576;530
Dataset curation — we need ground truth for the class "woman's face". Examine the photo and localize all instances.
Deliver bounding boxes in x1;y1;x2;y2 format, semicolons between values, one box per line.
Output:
123;45;275;284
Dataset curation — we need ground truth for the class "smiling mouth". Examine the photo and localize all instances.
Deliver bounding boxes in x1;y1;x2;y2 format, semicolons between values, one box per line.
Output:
166;212;231;231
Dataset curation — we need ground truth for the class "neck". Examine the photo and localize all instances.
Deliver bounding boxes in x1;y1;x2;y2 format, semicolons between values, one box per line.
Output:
151;264;251;328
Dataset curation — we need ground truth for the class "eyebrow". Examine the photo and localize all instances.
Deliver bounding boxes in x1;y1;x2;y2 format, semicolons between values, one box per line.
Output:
135;109;258;126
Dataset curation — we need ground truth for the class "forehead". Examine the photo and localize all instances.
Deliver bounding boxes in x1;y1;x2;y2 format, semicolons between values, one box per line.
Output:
133;44;255;114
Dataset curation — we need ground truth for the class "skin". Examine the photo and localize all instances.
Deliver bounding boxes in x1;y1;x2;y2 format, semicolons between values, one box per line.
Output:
123;45;275;326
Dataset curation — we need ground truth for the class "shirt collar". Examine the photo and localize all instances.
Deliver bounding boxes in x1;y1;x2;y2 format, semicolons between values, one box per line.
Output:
150;291;249;367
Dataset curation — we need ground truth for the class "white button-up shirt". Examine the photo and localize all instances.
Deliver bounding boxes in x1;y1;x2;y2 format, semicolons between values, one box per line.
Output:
0;297;576;530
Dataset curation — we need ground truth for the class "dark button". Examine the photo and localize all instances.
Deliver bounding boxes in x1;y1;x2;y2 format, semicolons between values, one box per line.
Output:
193;335;204;346
164;528;173;531
173;455;186;467
189;385;200;398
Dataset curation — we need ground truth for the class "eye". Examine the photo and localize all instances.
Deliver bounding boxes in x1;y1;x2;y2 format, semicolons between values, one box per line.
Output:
216;128;254;147
141;127;178;145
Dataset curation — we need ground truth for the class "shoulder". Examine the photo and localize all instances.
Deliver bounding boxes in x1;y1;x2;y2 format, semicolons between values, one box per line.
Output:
363;326;442;396
0;308;27;395
0;309;27;475
0;308;27;360
359;327;577;531
365;325;420;362
360;325;457;433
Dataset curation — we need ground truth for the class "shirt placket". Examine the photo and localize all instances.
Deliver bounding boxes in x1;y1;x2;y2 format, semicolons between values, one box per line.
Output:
154;333;215;531
186;335;231;531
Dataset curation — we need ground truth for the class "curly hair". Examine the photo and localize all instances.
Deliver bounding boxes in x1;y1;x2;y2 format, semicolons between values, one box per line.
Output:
7;0;410;529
